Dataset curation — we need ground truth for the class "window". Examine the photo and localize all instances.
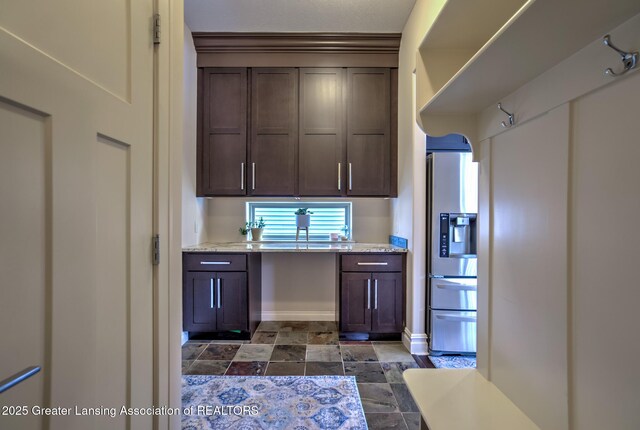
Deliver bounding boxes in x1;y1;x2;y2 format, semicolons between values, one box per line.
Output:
247;202;351;241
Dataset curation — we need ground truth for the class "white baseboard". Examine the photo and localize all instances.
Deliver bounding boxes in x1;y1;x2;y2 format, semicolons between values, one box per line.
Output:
402;328;429;355
261;311;335;321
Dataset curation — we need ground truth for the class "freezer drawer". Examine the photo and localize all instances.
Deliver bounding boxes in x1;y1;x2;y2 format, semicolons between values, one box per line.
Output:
430;310;476;354
430;277;477;311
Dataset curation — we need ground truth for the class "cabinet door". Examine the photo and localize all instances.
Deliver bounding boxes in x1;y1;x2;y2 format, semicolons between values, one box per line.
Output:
216;272;249;331
346;68;390;196
371;272;403;333
184;271;217;331
299;68;345;196
199;68;248;196
250;68;298;195
340;273;372;332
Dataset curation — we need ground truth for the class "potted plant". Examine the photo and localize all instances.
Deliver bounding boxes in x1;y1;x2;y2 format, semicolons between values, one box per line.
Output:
294;208;313;228
250;217;266;242
340;224;350;241
238;222;251;241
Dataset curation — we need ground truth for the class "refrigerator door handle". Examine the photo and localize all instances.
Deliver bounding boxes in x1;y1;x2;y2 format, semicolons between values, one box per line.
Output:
435;314;477;323
435;283;477;292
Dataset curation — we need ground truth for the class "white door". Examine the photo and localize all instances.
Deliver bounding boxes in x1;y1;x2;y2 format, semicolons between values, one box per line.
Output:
0;2;155;429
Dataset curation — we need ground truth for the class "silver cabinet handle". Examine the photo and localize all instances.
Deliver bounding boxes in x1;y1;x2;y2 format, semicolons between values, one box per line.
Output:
367;279;371;310
200;261;231;265
374;279;378;309
210;278;214;309
357;262;388;266
217;278;222;309
252;162;256;190
0;366;41;394
338;162;341;190
241;162;245;190
348;162;352;191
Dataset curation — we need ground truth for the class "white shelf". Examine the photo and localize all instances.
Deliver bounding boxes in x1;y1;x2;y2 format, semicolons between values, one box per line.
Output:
415;0;528;112
404;369;540;430
418;0;640;119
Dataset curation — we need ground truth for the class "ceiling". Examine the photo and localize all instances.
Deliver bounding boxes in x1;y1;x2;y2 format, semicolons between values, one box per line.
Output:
184;0;416;33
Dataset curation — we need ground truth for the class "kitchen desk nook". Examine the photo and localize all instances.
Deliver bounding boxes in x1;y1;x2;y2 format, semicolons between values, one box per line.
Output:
182;242;407;341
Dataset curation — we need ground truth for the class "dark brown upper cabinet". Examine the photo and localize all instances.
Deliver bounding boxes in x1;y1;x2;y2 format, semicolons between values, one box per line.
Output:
249;68;298;196
346;68;394;197
298;68;345;196
195;65;397;198
197;68;248;196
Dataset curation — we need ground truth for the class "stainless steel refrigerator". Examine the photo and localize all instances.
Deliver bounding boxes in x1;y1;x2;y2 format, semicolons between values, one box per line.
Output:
427;151;478;355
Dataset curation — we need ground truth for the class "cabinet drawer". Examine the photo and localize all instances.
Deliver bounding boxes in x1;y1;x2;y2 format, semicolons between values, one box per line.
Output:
183;253;247;271
430;310;476;354
430;278;477;311
341;254;403;272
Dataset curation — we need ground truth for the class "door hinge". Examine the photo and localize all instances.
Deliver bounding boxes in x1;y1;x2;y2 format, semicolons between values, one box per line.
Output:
152;234;160;265
153;14;161;45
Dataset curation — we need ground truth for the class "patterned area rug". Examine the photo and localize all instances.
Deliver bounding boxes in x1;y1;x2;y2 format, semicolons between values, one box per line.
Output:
182;375;368;430
429;356;476;369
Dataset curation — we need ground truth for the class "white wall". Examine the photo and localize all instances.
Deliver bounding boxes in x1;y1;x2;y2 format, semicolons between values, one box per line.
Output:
489;105;570;429
206;197;391;320
570;69;640;430
181;26;207;247
394;0;447;353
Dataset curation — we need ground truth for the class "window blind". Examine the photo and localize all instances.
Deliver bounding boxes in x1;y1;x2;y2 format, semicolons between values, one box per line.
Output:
248;202;351;241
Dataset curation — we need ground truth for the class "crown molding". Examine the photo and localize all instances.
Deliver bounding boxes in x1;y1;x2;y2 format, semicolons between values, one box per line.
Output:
192;32;401;54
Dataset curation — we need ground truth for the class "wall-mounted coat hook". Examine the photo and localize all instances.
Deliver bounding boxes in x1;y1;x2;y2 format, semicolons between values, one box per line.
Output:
603;34;638;77
497;103;514;128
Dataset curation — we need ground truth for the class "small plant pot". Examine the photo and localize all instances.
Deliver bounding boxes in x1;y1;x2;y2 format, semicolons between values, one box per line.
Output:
295;214;311;228
251;228;264;241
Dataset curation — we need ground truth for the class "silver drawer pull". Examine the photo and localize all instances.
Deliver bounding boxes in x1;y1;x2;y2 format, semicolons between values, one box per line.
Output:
210;279;214;309
338;162;341;190
0;366;41;394
348;163;352;190
200;261;231;265
357;262;388;266
367;279;371;310
217;278;222;309
374;279;378;309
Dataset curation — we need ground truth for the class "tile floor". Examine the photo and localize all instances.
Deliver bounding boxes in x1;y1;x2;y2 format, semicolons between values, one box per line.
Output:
182;321;422;430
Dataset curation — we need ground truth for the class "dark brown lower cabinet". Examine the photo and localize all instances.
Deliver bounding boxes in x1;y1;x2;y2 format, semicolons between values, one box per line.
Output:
340;273;373;332
370;272;403;333
183;253;261;338
339;254;405;335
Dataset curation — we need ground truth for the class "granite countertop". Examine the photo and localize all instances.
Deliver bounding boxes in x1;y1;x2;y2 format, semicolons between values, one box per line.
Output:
182;241;408;253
